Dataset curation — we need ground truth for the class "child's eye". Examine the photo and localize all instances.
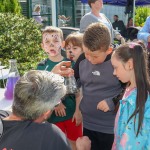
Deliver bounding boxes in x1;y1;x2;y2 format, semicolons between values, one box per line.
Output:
66;47;70;50
45;41;49;43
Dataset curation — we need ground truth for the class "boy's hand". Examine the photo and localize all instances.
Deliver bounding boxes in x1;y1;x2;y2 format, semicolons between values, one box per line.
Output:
54;102;66;117
51;61;74;77
72;110;82;126
120;37;126;44
97;100;110;112
76;136;91;150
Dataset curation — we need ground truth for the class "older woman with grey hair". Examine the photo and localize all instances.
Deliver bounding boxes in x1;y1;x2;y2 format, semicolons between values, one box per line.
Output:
0;61;91;150
0;70;72;150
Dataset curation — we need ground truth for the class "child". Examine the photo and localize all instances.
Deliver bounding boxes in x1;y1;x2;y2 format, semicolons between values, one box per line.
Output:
111;42;150;150
37;26;82;150
78;22;123;150
65;32;83;62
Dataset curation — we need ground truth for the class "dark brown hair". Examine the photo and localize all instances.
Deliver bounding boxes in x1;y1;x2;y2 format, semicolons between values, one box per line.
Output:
88;0;97;7
83;22;111;52
114;42;150;136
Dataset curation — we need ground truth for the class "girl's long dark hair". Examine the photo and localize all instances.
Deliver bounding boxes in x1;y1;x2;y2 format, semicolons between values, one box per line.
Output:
115;43;150;136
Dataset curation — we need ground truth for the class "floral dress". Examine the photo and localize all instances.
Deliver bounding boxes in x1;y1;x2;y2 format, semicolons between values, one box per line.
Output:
112;88;150;150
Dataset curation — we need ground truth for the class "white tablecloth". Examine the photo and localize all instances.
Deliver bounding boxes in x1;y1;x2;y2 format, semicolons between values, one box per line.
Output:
0;88;13;111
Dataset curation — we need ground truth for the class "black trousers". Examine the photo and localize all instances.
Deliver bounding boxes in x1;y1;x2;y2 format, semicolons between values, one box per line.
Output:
83;128;114;150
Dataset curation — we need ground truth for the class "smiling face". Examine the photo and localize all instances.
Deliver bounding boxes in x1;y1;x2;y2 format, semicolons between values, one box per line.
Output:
42;32;63;57
65;42;83;62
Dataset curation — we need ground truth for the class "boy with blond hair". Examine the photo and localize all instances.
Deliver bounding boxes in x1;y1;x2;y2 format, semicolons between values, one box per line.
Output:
37;26;82;150
78;22;122;150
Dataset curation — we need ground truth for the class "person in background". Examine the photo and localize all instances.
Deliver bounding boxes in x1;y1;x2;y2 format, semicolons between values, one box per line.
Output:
37;26;82;150
80;0;125;44
32;4;43;24
65;32;83;62
126;17;133;28
111;42;150;149
112;15;126;37
58;15;71;27
78;22;123;150
137;16;150;51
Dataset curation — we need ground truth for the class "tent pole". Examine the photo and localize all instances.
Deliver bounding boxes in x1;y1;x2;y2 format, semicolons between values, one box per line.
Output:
133;0;136;26
51;0;57;26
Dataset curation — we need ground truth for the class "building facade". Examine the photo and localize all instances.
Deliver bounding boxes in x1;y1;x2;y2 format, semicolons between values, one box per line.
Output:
20;0;126;28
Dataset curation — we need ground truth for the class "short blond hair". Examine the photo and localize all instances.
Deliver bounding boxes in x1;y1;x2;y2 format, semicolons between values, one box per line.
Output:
42;26;64;41
34;4;41;12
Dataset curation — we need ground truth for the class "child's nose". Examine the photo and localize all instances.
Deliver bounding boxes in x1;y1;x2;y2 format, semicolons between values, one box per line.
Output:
50;43;54;47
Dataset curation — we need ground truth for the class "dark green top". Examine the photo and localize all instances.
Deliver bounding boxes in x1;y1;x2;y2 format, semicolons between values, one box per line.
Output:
37;58;75;123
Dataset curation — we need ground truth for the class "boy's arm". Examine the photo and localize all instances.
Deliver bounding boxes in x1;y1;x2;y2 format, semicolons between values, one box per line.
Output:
72;88;82;126
97;87;125;112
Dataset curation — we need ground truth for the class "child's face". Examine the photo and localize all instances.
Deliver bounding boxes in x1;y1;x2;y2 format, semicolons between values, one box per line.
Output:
65;42;83;62
42;32;63;57
111;54;133;83
83;44;111;65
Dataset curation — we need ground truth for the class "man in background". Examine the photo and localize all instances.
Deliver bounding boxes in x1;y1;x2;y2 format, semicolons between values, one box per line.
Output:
112;15;126;37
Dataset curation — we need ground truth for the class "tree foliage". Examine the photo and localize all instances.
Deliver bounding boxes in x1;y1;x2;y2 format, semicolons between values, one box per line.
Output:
0;0;22;14
0;13;45;75
135;7;150;27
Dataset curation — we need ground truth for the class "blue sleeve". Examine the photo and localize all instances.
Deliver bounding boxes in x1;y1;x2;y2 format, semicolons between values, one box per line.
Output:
137;17;150;43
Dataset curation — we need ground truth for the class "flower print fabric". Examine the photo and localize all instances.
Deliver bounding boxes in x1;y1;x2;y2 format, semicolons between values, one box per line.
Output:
112;88;150;150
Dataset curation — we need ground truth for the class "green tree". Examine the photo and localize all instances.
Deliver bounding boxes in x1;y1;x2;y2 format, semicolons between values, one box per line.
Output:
0;0;21;14
135;7;150;27
0;13;45;75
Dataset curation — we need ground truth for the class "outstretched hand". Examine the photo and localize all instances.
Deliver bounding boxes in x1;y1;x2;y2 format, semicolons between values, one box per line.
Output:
51;61;74;77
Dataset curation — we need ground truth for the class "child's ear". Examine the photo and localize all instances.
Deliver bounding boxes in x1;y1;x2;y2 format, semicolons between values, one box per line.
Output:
106;47;113;55
43;110;52;120
61;41;65;48
126;58;134;70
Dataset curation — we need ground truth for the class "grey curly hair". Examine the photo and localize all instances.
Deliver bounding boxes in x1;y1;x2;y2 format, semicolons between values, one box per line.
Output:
12;70;66;120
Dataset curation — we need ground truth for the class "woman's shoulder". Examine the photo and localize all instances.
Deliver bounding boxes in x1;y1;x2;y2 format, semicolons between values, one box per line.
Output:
81;12;93;19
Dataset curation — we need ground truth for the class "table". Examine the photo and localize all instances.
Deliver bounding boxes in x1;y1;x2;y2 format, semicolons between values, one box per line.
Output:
0;88;13;111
